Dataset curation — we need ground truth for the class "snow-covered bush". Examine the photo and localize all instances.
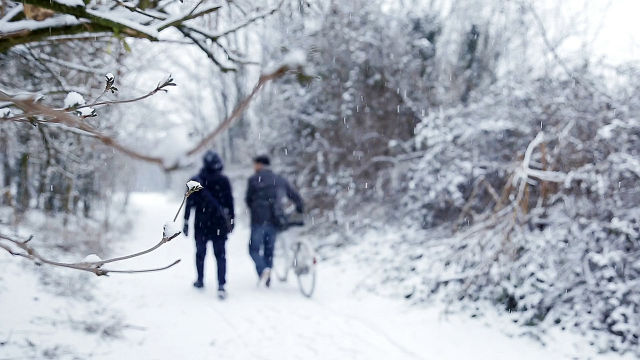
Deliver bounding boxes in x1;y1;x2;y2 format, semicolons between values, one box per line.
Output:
256;2;640;354
384;70;640;354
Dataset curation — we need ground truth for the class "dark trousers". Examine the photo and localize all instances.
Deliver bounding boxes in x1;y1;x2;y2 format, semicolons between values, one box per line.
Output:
249;224;277;276
195;236;226;288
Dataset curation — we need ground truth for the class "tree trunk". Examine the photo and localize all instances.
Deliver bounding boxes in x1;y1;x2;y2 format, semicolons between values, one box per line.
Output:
1;130;12;206
16;152;30;212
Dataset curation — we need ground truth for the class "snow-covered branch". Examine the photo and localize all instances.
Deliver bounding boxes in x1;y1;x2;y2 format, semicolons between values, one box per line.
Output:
0;0;282;73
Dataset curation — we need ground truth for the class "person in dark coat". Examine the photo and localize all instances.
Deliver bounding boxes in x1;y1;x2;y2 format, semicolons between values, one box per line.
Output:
183;150;235;298
245;155;303;287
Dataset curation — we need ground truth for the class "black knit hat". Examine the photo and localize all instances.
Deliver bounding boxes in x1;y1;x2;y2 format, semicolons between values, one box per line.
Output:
253;155;270;166
203;150;223;171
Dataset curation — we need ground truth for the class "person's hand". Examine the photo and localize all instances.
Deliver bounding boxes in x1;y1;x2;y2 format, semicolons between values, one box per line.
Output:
183;224;189;237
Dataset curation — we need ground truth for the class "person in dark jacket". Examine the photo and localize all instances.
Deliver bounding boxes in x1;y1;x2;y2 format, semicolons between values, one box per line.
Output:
245;155;303;287
184;150;235;299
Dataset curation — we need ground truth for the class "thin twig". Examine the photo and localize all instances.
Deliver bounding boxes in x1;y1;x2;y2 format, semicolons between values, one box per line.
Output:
174;196;187;222
76;76;175;110
528;1;612;102
105;259;181;274
87;233;181;266
212;0;284;39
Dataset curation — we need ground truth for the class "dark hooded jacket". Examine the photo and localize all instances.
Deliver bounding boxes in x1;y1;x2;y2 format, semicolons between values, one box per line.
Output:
245;168;303;226
184;152;234;239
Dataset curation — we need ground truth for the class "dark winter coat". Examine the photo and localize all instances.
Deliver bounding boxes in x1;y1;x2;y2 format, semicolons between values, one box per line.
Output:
184;156;234;240
245;168;304;226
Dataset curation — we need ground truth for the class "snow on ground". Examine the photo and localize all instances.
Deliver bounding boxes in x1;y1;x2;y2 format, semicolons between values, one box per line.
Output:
0;193;632;359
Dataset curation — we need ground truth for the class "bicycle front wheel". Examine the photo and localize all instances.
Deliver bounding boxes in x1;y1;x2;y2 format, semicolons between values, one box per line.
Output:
294;240;317;297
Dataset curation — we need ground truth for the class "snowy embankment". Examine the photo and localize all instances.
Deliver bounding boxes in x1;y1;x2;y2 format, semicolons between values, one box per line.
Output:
0;193;630;359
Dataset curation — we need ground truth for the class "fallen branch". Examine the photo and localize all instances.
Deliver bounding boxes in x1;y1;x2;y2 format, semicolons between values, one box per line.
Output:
514;132;567;208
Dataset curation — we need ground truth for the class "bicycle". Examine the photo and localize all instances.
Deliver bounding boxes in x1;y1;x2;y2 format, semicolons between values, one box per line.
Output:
272;214;317;298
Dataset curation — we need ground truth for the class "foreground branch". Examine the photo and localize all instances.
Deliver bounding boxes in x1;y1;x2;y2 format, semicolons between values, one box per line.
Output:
0;63;301;171
0;182;202;276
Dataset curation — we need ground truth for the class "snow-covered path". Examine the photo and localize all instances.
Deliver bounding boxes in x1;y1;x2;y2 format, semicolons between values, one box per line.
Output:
2;192;621;359
81;193;591;360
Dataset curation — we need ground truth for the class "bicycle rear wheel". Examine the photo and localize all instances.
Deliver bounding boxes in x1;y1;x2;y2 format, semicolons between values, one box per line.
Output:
294;240;317;297
273;237;290;282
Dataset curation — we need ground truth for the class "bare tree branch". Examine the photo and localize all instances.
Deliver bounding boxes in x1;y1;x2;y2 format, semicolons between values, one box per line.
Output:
527;1;612;101
23;49;109;75
213;1;284;39
0;183;202;276
104;260;181;274
77;75;176;110
212;40;259;65
115;1;165;21
185;63;291;157
156;1;221;31
177;27;237;73
0;235;183;275
0;63;303;171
